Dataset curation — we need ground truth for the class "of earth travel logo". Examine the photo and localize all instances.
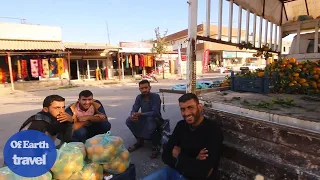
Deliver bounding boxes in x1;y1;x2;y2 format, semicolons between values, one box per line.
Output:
3;130;57;177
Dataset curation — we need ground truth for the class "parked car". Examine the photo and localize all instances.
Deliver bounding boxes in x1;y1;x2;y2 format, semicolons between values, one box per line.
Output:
240;63;259;72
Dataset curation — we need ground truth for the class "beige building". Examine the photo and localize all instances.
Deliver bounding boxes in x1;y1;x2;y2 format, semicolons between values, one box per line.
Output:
164;24;268;74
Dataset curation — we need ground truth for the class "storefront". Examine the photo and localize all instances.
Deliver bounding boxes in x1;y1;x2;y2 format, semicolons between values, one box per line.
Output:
222;51;262;67
119;42;155;76
0;22;70;90
64;42;120;80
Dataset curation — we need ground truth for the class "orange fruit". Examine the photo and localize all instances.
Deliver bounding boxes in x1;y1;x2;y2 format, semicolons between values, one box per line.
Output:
289;58;296;64
63;162;78;172
302;83;309;87
87;147;94;155
293;73;299;77
120;151;129;160
113;137;123;147
117;163;127;173
90;138;101;145
94;145;104;154
111;161;120;169
289;83;295;87
314;74;319;80
298;78;306;84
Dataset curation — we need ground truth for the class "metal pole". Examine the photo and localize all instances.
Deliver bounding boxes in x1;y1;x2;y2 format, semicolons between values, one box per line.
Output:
67;51;71;84
217;0;223;40
206;0;211;37
228;0;233;42
187;0;198;94
6;52;14;91
178;44;183;79
237;6;242;44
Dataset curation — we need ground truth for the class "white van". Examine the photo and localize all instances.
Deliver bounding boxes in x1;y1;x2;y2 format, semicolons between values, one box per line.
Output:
284;32;320;61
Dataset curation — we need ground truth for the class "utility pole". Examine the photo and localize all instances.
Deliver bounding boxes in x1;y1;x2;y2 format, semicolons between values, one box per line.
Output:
106;21;111;44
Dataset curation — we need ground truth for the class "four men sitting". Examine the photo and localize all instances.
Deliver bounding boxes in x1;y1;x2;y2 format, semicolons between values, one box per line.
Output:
19;81;224;179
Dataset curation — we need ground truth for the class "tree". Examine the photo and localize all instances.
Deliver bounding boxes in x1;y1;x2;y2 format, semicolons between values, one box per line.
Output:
151;27;168;79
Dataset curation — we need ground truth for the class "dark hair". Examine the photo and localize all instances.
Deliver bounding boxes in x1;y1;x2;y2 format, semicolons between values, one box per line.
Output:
43;95;65;108
139;80;150;86
79;90;93;99
178;93;199;104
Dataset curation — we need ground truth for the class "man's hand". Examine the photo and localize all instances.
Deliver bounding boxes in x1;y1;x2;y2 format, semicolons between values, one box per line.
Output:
196;148;208;160
57;112;73;123
94;114;107;120
130;112;142;121
172;146;181;159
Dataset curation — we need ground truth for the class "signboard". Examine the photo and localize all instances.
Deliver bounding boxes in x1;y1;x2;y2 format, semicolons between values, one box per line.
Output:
119;42;153;53
223;51;237;58
202;49;210;73
0;23;62;41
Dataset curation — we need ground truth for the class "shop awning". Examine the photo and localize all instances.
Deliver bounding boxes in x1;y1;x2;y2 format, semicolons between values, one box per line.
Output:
64;42;120;50
230;0;320;25
0;40;65;51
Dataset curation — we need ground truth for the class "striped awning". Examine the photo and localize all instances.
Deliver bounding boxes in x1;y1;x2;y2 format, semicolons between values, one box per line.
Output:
0;40;65;51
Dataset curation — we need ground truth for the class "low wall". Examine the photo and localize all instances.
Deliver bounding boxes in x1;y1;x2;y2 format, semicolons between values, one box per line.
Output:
203;105;320;180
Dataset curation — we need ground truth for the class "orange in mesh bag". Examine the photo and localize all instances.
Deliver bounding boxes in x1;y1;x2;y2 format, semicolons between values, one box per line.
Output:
51;142;85;179
0;166;52;180
85;131;124;164
69;163;103;180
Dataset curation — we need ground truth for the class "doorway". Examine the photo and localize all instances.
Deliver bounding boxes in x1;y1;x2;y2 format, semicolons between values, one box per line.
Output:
70;61;78;80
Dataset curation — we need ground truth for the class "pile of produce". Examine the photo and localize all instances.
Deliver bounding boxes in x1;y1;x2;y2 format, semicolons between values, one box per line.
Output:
0;132;130;180
85;132;130;174
220;58;320;95
266;58;320;94
0;166;52;180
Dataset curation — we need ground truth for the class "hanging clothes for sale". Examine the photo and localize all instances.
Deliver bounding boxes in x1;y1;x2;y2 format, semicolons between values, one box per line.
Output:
42;59;49;78
21;60;28;79
125;55;129;68
63;58;68;73
140;55;145;67
49;58;57;77
30;59;39;78
17;60;22;79
37;59;43;77
150;56;154;67
56;58;64;76
129;55;133;68
135;54;139;66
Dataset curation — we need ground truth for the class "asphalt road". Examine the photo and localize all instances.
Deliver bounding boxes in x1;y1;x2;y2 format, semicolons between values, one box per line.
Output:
0;75;225;179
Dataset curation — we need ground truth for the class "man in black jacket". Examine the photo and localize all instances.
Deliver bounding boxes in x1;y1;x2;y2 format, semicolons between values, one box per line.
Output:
19;95;74;143
143;93;224;180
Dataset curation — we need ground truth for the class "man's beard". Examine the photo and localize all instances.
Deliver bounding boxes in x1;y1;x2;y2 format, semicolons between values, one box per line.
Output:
184;109;201;124
141;92;150;97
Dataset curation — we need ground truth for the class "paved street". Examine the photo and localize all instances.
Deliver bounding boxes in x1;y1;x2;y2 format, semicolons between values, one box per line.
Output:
0;75;225;179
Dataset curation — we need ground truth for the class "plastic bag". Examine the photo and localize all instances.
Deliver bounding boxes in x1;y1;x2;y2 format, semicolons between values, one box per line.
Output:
0;166;15;180
85;131;124;164
0;166;52;180
101;146;130;175
51;143;85;180
69;163;103;180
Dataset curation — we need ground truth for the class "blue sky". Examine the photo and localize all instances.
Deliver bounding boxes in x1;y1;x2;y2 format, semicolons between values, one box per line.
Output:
1;0;290;44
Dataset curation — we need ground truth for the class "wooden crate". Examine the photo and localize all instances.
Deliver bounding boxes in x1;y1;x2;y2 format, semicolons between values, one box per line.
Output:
230;71;275;94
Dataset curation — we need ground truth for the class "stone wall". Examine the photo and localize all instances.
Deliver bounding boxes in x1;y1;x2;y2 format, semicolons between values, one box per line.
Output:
203;107;320;180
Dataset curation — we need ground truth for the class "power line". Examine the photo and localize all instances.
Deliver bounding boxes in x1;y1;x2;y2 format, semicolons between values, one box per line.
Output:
0;16;27;24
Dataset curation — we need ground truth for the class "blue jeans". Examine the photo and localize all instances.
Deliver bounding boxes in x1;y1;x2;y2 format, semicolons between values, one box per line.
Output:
142;167;186;180
72;121;111;142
